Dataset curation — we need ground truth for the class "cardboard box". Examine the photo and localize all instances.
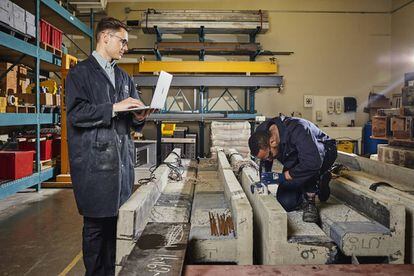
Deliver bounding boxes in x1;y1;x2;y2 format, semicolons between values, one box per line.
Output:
0;6;11;25
41;93;53;105
14;93;54;106
11;3;25;33
25;10;34;25
17;79;30;94
54;94;61;106
0;62;17;94
0;0;12;13
26;22;35;37
372;116;388;138
0;96;6;113
15;93;35;105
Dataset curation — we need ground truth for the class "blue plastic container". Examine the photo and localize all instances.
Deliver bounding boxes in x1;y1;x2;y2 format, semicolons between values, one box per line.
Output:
363;122;388;155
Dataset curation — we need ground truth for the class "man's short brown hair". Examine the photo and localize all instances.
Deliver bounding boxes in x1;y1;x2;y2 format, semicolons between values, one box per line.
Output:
95;17;129;42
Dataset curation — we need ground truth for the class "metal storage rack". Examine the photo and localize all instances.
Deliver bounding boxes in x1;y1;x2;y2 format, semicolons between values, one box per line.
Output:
0;0;93;199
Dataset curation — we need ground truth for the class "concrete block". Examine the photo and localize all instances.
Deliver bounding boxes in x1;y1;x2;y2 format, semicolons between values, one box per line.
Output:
229;149;337;265
116;237;138;266
330;177;406;263
217;150;232;171
189;163;245;264
341;170;414;264
320;200;394;257
337;151;414;192
117;150;195;272
118;149;182;239
218;151;253;264
120;222;190;276
189;239;237;263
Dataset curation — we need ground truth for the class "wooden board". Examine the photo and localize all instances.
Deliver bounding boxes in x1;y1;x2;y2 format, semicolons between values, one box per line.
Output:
119;222;190;276
184;264;414;276
141;10;269;23
161;137;196;144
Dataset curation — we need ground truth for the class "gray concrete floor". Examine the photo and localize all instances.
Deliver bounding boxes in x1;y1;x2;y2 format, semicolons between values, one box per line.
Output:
0;189;85;275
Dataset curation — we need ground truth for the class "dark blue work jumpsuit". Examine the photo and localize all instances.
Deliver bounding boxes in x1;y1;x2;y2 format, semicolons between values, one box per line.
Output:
257;116;337;211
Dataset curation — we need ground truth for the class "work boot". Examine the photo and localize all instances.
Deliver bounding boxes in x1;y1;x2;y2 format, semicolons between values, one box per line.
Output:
318;171;332;202
302;198;319;223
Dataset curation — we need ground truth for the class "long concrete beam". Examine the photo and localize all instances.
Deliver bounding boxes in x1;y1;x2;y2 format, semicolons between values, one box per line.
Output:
228;149;337;265
188;160;237;263
217;150;253;265
336;151;414;192
330;177;406;263
117;149;182;240
340;170;414;264
116;149;194;271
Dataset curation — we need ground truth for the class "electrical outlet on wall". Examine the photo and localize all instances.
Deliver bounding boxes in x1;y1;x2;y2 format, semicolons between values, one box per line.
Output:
327;98;334;114
304;95;313;107
316;110;323;122
335;98;343;114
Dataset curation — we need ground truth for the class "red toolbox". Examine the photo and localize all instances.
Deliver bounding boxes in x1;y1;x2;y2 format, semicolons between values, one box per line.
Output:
18;138;53;161
0;151;35;180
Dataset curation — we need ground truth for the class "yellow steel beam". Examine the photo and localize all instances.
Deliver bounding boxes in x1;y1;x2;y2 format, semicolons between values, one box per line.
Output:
118;63;136;75
119;61;278;74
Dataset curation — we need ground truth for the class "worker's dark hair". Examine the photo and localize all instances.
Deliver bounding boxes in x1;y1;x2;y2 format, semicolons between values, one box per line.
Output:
248;130;271;156
95;17;129;42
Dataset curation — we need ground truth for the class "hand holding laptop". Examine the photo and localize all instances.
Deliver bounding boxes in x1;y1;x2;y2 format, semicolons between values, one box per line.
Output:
113;97;144;112
115;71;173;113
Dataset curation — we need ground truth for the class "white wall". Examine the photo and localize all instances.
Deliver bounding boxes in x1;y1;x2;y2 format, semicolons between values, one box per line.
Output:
391;0;414;95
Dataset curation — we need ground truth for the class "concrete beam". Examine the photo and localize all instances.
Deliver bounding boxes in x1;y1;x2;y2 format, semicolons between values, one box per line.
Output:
330;177;406;263
189;181;236;263
117;149;193;268
217;151;253;264
336;152;414;192
340;170;414;264
320;198;392;257
189;153;253;265
228;149;337;265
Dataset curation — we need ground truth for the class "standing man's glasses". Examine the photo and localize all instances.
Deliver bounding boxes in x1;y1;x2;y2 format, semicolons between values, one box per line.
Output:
108;33;128;48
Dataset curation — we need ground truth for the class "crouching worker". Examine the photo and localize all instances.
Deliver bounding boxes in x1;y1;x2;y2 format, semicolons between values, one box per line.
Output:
248;115;337;223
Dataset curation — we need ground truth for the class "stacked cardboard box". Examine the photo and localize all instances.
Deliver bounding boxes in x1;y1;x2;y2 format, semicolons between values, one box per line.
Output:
0;0;12;26
25;10;35;37
0;62;17;94
11;3;25;33
0;96;6;113
17;65;30;94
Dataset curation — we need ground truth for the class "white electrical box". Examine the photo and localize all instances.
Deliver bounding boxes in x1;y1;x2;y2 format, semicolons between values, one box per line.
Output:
327;98;334;114
304;95;314;107
316;110;323;122
335;98;343;114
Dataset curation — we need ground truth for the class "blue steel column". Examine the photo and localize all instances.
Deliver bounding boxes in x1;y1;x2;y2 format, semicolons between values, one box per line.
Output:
249;88;255;113
156;121;162;165
35;0;41;191
198;86;205;158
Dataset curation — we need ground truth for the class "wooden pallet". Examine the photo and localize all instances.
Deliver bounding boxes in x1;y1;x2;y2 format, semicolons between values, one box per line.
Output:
0;21;33;42
35;159;56;171
40;42;62;57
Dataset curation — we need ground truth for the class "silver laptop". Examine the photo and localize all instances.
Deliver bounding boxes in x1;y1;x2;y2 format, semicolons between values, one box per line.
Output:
117;71;172;112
